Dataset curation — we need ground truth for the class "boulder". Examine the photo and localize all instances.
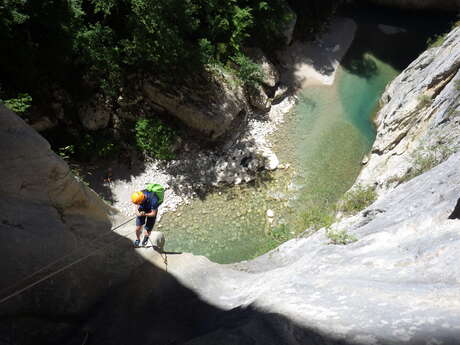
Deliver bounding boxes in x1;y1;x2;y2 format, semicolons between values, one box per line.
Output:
143;68;248;140
247;84;272;112
273;84;289;103
149;231;165;252
78;94;112;130
30;116;56;131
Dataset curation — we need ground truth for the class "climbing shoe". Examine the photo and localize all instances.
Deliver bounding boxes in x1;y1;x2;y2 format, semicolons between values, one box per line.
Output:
133;239;140;247
142;236;149;247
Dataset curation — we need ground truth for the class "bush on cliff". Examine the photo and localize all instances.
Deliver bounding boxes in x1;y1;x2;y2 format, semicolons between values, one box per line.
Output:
339;184;377;215
135;117;176;160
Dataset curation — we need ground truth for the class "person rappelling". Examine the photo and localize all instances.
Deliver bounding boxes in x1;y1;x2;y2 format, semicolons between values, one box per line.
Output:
131;184;165;247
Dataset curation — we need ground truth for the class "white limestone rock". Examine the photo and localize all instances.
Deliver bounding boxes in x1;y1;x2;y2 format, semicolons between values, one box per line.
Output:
149;231;165;252
355;27;460;191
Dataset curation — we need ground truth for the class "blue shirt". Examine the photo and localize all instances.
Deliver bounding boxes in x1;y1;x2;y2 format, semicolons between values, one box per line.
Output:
138;190;159;213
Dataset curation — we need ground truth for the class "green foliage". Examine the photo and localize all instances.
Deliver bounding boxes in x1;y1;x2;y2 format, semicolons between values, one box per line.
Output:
135;117;176;160
300;202;335;233
427;34;446;49
79;132;119;159
74;23;122;94
326;228;357;245
426;20;460;49
58;145;75;160
56;131;120;161
455;80;460;91
0;0;337;98
57;144;90;186
269;223;291;242
232;53;265;88
339;185;377;215
2;93;32;113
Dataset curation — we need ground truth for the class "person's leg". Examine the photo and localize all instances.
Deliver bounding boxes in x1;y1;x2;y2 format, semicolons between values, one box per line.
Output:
135;226;143;240
142;217;156;246
135;216;146;246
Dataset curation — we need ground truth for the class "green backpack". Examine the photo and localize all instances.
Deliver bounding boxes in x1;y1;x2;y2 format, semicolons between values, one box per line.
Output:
146;183;165;205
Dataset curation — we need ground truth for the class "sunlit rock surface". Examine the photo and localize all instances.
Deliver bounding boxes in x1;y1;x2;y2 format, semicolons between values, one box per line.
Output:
356;27;460;190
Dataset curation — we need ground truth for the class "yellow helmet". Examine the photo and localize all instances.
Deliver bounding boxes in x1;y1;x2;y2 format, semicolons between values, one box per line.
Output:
131;191;145;204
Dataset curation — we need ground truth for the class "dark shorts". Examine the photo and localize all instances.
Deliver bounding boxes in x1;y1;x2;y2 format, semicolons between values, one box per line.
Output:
136;216;156;231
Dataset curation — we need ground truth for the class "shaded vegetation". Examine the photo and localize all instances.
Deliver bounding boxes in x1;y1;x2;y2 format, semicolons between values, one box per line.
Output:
135;117;177;160
2;93;32;114
0;0;337;100
0;0;339;161
426;20;460;48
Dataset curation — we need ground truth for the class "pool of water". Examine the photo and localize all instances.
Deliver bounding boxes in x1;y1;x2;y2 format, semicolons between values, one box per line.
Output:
160;57;398;264
159;12;450;264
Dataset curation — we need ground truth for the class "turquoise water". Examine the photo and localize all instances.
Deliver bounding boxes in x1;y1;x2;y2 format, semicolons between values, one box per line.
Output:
273;58;398;221
160;55;398;264
340;53;398;144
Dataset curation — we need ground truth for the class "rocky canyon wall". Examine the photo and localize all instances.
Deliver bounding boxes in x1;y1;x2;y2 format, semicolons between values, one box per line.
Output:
356;27;460;191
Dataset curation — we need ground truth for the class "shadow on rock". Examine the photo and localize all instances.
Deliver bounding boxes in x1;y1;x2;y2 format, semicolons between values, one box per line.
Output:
79;150;147;205
340;4;457;76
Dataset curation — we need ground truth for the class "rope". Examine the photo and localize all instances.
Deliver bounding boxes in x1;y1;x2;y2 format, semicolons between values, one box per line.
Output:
147;237;168;272
0;216;136;305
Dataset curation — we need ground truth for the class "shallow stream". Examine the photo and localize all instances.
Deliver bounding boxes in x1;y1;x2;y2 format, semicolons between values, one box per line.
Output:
160;9;452;264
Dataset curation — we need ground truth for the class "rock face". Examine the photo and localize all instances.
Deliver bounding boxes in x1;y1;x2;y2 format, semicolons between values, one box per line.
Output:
0;106;151;344
356;27;460;190
143;69;248;140
357;0;460;11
